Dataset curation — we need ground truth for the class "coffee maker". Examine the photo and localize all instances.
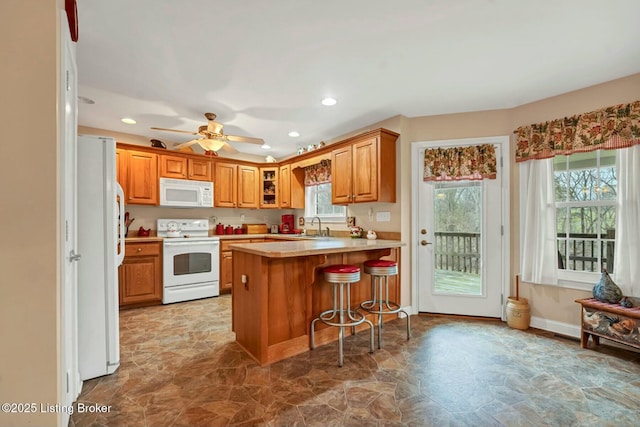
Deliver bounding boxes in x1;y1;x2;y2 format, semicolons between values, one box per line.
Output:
280;214;295;234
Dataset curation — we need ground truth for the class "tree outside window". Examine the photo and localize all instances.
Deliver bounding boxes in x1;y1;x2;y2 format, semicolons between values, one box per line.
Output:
554;150;617;273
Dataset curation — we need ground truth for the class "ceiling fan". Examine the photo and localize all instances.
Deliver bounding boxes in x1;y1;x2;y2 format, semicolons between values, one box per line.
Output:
151;112;265;154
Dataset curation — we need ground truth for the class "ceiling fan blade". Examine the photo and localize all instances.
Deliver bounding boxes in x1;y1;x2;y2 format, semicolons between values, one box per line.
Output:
151;127;198;135
226;134;265;145
220;142;239;154
173;139;201;149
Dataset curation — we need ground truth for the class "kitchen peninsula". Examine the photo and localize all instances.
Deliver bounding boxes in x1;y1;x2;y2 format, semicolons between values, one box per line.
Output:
229;238;405;365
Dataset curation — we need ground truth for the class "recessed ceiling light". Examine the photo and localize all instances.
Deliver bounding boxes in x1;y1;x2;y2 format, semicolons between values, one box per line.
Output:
261;143;271;149
288;131;300;137
321;97;337;106
78;96;95;104
121;117;136;125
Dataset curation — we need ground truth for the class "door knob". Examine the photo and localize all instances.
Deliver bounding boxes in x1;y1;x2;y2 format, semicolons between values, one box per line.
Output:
420;240;432;246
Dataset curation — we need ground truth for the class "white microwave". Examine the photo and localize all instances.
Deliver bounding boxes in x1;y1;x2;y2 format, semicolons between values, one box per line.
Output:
159;178;213;208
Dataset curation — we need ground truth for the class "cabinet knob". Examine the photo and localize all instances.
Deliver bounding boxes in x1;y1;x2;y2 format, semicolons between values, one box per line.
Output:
137;247;142;252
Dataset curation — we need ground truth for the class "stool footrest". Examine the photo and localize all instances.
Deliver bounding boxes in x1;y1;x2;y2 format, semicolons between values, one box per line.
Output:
360;299;403;315
317;308;368;328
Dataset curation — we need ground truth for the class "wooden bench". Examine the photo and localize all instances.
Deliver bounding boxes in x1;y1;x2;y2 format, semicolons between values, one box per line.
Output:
575;298;640;351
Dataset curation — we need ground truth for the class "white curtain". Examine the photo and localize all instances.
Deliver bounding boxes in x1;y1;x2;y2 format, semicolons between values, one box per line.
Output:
613;145;640;296
521;158;558;284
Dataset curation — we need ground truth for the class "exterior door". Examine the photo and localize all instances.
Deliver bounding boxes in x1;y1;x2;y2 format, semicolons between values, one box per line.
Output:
416;141;507;317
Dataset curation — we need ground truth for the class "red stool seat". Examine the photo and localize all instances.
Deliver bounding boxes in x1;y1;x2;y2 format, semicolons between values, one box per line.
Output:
363;260;397;268
324;264;361;274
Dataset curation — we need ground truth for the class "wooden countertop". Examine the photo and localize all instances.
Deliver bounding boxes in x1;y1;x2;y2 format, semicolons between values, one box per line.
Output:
228;237;405;258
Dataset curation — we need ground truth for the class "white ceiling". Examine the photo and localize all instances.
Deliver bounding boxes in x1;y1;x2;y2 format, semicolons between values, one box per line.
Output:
76;0;640;159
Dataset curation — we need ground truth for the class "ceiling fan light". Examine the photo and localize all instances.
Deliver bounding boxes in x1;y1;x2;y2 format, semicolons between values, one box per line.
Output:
198;138;225;152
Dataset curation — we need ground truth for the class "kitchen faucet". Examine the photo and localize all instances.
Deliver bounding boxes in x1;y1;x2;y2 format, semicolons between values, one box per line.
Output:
311;216;323;237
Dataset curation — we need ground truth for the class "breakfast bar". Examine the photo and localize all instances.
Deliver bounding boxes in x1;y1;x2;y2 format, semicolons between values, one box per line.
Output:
229;238;405;365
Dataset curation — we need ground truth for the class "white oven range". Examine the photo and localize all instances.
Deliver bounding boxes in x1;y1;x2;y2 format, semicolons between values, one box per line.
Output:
157;219;219;304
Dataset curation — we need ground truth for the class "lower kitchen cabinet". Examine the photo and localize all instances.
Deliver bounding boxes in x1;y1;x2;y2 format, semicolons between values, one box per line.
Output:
119;240;162;308
220;238;264;293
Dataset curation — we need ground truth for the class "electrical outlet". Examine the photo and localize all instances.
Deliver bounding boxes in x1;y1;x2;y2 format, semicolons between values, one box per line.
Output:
376;211;391;222
240;214;245;222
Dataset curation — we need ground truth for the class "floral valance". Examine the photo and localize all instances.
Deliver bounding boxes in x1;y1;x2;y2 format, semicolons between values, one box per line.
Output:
515;100;640;162
304;160;331;186
423;144;497;181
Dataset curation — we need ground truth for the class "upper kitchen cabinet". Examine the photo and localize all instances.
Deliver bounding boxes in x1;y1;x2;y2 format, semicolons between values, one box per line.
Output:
124;149;159;205
331;129;398;205
237;164;259;208
279;163;305;209
278;164;290;208
260;167;278;208
214;161;259;208
159;154;211;181
116;148;128;195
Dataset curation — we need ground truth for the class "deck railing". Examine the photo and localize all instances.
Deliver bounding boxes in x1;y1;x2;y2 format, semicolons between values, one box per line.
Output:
434;232;480;274
434;231;616;274
557;231;615;272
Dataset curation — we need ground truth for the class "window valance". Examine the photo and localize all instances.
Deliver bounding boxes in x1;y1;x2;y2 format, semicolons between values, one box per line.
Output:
423;144;497;181
515;100;640;163
304;160;331;186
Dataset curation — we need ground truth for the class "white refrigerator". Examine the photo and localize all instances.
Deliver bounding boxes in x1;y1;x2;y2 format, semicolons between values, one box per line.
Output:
77;135;125;380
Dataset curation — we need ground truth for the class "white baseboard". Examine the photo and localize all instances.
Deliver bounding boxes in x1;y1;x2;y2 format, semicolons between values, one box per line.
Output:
529;316;581;339
397;305;412;318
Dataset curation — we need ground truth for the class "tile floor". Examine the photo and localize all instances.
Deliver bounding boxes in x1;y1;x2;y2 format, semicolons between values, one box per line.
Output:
70;295;640;427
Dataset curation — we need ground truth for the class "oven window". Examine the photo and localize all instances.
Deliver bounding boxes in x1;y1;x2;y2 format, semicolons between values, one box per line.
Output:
173;252;211;275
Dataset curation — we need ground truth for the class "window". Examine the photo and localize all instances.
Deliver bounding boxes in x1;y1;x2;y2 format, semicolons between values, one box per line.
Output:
304;183;346;222
553;150;617;276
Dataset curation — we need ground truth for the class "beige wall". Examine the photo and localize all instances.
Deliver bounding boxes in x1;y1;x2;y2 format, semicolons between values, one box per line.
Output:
0;1;63;426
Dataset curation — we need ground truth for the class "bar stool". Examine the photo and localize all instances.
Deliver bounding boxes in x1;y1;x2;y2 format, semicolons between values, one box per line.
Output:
310;264;374;367
360;260;410;348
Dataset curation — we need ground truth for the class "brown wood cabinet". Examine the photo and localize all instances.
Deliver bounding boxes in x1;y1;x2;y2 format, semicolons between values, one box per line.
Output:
118;240;162;308
125;150;159;205
260;167;278;208
160;154;211;181
220;238;265;293
238;165;259;208
331;129;397;205
280;163;305;209
214;161;237;207
215;161;259;208
115;148;127;193
278;164;291;208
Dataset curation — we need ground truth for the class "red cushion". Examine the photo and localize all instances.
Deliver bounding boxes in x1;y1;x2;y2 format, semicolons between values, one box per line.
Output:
324;264;360;274
363;260;397;268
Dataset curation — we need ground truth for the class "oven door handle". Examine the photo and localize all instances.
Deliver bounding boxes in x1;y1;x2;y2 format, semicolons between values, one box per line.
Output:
164;240;219;247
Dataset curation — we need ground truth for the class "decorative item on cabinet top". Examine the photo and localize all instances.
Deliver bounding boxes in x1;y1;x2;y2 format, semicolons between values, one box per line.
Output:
150;139;166;149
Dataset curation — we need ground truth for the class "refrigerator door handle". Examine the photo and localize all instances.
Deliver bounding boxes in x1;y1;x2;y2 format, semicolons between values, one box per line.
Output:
116;183;126;266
